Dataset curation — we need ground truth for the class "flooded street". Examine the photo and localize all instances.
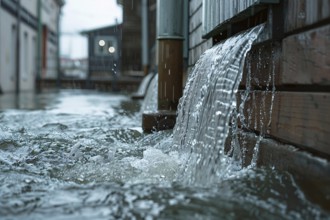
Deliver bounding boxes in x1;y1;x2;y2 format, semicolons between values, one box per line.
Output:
1;0;329;218
0;90;328;219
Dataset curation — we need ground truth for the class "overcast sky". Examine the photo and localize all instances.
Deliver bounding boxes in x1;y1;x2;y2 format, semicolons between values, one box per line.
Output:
60;0;122;59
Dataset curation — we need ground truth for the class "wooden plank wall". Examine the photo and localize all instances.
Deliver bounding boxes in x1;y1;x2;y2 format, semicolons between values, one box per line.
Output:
187;0;330;207
239;0;330;157
188;0;330;157
285;0;330;34
188;0;212;72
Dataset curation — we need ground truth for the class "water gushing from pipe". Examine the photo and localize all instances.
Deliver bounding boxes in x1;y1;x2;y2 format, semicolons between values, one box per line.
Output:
172;25;265;186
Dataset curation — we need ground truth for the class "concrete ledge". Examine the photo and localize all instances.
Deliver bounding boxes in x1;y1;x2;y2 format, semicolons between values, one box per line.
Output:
142;111;177;133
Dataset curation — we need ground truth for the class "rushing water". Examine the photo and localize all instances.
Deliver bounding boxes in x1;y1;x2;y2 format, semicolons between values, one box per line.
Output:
141;74;158;114
173;25;264;185
1;26;330;219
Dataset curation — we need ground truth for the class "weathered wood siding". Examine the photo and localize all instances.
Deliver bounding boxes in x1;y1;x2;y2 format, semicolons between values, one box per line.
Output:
282;24;330;85
188;0;330;158
237;91;330;155
239;0;330;157
188;0;212;70
121;0;157;76
202;0;279;36
285;0;330;33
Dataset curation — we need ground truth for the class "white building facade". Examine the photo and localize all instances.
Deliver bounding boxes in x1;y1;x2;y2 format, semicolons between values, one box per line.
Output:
0;0;64;93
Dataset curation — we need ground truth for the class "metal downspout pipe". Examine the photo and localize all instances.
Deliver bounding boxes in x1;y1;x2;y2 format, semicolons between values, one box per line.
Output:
0;0;2;93
56;5;62;89
141;0;149;75
142;0;184;132
36;0;42;92
15;0;21;94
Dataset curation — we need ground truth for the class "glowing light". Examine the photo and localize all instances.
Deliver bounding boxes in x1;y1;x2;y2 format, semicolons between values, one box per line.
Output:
108;46;115;53
98;40;105;47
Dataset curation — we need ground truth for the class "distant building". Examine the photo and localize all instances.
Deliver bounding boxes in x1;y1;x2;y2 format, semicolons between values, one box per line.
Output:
0;0;64;93
117;0;157;76
81;24;122;80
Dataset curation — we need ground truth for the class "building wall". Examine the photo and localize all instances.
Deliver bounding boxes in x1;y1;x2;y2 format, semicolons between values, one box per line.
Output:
41;0;59;33
0;0;62;93
188;0;211;71
21;0;37;16
121;0;142;76
85;25;122;80
269;0;330;156
187;0;330;159
19;21;37;91
0;2;38;93
121;0;156;76
43;39;58;79
41;0;61;79
20;0;38;89
0;9;17;92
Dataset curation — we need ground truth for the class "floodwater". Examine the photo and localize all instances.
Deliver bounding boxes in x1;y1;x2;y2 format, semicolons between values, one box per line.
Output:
1;24;329;220
0;90;329;220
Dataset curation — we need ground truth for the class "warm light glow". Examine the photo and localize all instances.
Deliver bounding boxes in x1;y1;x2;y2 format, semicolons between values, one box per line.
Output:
98;40;105;47
108;46;115;53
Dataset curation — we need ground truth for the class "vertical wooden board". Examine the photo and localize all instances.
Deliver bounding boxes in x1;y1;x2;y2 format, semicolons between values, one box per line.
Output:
271;92;330;155
284;0;330;33
282;24;330;85
284;0;307;33
306;0;330;26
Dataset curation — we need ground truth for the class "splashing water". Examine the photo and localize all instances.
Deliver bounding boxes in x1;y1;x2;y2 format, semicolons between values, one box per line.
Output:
172;25;265;185
140;73;158;113
0;27;329;219
134;73;156;98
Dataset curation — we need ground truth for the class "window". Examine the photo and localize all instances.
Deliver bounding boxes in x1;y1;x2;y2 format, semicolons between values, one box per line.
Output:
94;36;118;57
